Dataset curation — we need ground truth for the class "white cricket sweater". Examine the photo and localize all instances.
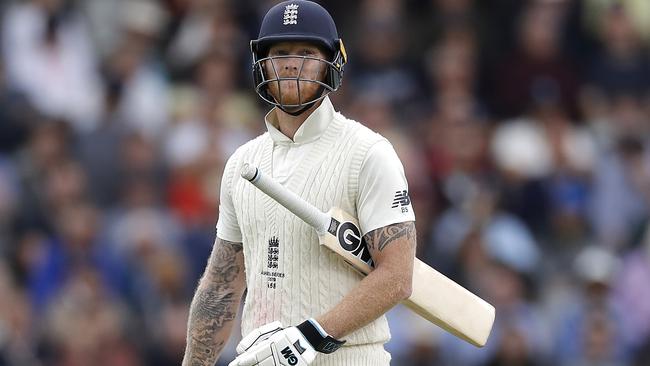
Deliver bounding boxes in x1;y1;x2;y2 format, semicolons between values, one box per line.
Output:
217;98;414;365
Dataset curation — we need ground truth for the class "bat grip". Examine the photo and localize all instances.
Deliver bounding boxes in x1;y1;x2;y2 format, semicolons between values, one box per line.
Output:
241;163;331;234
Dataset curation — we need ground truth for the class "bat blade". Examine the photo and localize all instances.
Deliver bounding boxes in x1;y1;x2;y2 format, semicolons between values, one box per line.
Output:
241;163;495;347
406;261;495;347
324;208;494;347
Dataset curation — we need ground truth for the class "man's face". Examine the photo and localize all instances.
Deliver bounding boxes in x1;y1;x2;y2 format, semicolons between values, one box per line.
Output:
263;41;329;107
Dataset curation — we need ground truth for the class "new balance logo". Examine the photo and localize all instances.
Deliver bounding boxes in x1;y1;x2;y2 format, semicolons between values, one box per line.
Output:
281;346;298;365
283;4;299;25
392;190;411;209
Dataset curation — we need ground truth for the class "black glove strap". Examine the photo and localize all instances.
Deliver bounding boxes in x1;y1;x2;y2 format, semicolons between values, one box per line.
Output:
297;319;345;354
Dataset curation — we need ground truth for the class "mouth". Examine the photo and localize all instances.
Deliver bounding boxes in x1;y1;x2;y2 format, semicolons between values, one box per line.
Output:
269;73;302;81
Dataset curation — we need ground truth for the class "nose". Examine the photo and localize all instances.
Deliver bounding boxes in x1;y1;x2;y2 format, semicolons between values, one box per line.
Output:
283;59;300;70
266;57;304;77
275;59;302;77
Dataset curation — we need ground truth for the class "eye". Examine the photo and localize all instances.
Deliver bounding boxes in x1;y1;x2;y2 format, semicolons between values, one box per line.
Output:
301;49;316;56
270;49;289;56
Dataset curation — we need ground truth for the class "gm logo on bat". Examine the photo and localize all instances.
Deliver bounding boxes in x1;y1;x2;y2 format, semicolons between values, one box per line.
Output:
327;218;374;268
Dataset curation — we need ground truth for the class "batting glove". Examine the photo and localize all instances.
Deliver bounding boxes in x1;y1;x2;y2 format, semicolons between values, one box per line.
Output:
236;321;285;354
230;319;345;366
228;326;314;366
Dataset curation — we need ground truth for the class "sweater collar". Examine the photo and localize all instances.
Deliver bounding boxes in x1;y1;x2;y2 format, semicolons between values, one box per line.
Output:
264;96;334;144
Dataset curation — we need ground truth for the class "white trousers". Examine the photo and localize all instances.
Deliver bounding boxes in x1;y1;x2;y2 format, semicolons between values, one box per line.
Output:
313;343;391;366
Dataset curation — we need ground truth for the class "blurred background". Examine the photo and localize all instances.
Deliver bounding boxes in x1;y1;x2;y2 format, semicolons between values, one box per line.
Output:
0;0;649;365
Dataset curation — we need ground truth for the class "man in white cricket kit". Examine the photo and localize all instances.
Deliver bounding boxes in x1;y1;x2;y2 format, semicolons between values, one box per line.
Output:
182;1;416;365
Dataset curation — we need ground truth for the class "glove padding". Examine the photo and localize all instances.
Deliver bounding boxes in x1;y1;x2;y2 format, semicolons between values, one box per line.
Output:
229;327;316;366
236;321;284;354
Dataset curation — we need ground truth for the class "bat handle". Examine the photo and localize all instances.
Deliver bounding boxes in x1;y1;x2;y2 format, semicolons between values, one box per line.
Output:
240;163;259;182
241;163;331;235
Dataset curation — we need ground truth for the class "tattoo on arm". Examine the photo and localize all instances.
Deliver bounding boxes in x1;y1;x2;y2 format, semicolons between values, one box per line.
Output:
184;239;244;366
364;222;416;252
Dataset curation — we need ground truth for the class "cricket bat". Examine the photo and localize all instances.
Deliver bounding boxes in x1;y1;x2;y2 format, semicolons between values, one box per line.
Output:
240;163;495;347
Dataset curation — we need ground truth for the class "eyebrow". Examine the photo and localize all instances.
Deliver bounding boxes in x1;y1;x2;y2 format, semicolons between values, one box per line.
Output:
270;43;320;51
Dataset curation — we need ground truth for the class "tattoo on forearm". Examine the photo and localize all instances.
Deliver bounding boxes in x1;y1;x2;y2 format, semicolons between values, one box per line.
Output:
184;239;243;366
364;222;416;252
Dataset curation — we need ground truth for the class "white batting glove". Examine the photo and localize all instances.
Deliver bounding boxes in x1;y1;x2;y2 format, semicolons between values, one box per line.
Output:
228;326;316;366
236;321;285;354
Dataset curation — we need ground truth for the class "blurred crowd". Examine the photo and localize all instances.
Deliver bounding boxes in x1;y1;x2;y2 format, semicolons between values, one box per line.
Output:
0;0;650;365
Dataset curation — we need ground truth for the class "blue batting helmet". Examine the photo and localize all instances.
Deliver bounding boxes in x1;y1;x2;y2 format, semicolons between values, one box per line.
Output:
250;0;347;113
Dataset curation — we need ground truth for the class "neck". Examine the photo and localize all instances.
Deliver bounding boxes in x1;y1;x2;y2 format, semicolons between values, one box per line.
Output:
274;100;322;140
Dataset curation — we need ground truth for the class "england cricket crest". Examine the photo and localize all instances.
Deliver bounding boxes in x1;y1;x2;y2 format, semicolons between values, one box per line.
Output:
283;4;299;25
263;236;284;289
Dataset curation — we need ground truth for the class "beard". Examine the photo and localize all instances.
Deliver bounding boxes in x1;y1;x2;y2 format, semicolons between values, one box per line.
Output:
263;56;327;107
266;79;324;106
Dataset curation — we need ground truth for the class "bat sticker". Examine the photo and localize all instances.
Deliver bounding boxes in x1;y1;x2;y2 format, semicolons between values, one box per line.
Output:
327;218;374;267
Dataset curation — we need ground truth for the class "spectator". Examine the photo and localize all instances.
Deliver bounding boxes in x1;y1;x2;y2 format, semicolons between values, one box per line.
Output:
346;0;424;115
1;0;104;132
42;265;140;366
613;225;650;357
553;245;628;365
14;120;73;234
591;130;650;250
0;58;32;154
0;260;40;366
490;0;580;118
103;0;170;140
27;200;126;313
586;4;650;97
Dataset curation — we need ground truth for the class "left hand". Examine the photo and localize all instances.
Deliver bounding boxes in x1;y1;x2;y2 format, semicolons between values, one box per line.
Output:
228;326;316;366
235;321;284;354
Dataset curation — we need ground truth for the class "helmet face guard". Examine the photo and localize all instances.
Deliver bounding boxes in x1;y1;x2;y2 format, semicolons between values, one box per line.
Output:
251;39;347;114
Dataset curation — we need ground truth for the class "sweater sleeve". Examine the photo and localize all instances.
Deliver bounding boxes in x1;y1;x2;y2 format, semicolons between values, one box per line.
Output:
215;153;243;243
356;139;415;237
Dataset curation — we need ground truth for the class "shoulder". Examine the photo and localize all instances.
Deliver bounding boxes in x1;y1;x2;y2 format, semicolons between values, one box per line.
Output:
334;111;387;150
232;132;269;158
364;139;401;164
222;132;270;178
226;133;269;164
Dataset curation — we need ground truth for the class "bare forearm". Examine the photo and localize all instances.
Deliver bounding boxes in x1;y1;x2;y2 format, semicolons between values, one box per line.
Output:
317;222;416;339
316;263;410;339
183;239;246;366
183;283;239;365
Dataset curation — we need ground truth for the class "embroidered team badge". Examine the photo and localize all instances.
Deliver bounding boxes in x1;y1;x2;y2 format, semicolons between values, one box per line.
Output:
267;236;279;269
283;3;299;25
264;236;284;289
